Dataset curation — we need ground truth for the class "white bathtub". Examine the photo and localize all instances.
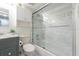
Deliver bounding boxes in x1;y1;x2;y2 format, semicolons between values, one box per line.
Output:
34;44;56;56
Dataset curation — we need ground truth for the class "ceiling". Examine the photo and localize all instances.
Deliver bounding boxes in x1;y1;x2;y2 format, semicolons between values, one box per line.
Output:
23;3;47;13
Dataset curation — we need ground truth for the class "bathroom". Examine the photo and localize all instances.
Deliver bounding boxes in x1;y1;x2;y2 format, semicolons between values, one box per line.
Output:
0;3;79;56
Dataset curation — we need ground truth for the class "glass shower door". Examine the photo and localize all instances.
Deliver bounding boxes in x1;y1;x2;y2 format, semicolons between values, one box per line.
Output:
32;14;45;48
32;3;75;56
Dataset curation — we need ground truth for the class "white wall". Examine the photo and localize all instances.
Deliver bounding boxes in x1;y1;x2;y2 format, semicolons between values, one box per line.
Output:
17;5;32;21
17;4;32;44
9;4;17;31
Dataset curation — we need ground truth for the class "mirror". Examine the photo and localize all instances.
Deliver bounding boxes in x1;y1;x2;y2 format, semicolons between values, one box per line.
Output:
0;8;9;27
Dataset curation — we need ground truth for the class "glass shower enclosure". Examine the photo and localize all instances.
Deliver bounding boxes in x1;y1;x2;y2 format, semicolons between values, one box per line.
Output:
32;3;76;56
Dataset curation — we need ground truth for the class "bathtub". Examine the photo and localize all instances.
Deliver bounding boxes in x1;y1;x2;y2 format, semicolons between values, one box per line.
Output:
34;44;56;56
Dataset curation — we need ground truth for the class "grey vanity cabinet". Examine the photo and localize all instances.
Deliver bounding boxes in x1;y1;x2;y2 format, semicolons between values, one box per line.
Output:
0;37;19;56
0;47;17;56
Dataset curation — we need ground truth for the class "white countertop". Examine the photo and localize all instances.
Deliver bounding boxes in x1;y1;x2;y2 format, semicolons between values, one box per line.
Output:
0;33;19;39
